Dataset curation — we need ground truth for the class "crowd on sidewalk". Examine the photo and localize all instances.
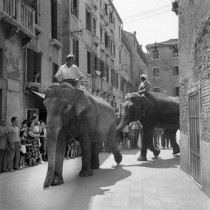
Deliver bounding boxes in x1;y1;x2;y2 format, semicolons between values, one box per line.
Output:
0;115;82;174
0;116;48;173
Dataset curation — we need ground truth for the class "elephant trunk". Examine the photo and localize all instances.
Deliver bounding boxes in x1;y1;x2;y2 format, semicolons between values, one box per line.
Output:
116;115;129;131
43;118;61;189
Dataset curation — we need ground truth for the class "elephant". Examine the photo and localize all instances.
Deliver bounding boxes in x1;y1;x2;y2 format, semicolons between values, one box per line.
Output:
117;91;180;161
43;83;122;189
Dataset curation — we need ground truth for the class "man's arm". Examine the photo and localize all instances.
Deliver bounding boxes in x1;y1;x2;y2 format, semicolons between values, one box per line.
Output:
54;67;62;82
75;65;84;81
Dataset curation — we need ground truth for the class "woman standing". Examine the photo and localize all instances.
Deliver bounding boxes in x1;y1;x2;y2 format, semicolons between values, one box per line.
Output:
25;120;40;166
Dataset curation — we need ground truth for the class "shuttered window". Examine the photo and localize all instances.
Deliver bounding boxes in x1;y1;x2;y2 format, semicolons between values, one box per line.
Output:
0;48;3;78
87;51;91;75
27;48;42;83
86;9;91;32
51;0;57;39
73;39;79;66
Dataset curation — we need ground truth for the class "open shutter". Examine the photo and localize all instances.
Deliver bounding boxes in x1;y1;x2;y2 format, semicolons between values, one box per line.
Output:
27;48;34;82
34;51;41;83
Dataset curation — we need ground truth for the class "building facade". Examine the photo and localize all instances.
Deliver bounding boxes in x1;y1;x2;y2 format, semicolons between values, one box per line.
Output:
61;0;147;115
173;0;210;197
0;0;62;125
146;39;179;96
123;30;147;92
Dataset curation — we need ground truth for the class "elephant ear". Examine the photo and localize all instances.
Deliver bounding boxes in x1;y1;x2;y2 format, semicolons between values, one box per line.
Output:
74;89;91;116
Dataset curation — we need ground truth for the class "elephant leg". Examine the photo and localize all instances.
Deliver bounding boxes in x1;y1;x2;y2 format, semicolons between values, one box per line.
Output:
91;141;100;169
51;130;67;186
165;129;180;154
138;127;160;161
79;131;93;177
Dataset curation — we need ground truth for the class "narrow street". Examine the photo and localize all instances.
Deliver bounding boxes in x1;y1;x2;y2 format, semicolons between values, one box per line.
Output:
0;149;209;210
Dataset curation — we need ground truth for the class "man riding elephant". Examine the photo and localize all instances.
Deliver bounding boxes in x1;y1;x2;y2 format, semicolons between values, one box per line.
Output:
117;91;180;161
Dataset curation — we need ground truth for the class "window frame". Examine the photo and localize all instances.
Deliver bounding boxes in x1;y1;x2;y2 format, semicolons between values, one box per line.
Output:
152;67;160;78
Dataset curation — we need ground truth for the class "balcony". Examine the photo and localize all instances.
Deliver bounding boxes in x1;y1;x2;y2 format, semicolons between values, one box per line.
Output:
0;0;35;41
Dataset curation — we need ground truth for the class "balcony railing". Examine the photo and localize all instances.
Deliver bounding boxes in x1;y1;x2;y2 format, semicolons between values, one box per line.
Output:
2;0;35;35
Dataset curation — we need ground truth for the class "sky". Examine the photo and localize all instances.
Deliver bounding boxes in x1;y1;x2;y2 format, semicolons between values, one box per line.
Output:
113;0;178;52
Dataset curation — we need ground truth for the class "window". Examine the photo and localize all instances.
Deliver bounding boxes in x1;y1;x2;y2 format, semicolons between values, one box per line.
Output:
94;56;98;71
52;63;59;82
113;44;116;58
106;66;109;83
153;68;160;78
87;51;91;75
93;18;96;35
100;27;103;43
120;76;124;91
105;32;108;48
153;49;159;59
153;88;160;93
72;0;78;18
104;3;108;15
73;39;79;66
27;48;42;83
172;66;179;76
86;9;91;32
0;89;2;117
119;50;121;64
0;48;3;78
100;61;104;77
51;0;57;39
172;46;178;57
174;87;179;96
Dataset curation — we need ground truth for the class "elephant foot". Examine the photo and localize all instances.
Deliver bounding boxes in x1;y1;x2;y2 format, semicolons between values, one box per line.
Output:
50;177;64;186
137;155;147;161
79;169;93;177
113;151;122;164
153;149;160;157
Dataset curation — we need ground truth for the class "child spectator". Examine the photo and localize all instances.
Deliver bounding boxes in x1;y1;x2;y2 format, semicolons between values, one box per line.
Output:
19;120;28;168
66;138;76;159
39;121;47;161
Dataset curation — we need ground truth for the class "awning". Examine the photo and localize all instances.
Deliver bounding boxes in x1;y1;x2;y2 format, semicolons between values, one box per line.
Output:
32;91;45;99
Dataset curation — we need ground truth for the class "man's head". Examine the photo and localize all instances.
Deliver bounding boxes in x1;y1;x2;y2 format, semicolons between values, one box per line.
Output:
140;74;147;81
11;116;18;126
66;54;75;66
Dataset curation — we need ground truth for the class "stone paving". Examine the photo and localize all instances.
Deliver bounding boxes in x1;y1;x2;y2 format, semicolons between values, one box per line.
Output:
0;149;210;210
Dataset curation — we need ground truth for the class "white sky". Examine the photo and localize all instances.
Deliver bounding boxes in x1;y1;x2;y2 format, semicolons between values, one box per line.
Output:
113;0;178;52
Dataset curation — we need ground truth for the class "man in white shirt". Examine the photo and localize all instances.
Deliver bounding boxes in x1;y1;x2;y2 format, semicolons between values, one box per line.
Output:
55;54;84;87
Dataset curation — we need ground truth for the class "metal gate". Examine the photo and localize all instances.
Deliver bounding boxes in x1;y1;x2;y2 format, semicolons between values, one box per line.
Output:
189;91;201;184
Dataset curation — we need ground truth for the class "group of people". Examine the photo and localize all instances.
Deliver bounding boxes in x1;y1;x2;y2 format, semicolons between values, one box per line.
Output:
0;115;47;173
117;119;143;150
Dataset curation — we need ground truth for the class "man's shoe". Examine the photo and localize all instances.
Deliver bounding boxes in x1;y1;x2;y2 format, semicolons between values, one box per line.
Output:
8;169;14;172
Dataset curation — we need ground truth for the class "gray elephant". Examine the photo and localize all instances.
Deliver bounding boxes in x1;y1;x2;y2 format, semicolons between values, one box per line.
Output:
117;92;180;161
43;83;122;189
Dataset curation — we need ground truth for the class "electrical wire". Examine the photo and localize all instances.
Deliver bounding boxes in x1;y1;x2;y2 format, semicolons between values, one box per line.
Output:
123;4;171;20
124;10;171;24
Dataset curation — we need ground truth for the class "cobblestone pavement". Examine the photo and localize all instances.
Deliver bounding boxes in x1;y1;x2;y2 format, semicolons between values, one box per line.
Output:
0;149;210;210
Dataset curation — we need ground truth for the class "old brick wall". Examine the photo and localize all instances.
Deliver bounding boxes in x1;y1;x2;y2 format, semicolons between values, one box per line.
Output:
179;0;210;197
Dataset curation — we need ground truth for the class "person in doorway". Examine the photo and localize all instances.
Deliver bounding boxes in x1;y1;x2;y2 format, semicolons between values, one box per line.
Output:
39;120;47;161
8;117;21;171
54;54;84;87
